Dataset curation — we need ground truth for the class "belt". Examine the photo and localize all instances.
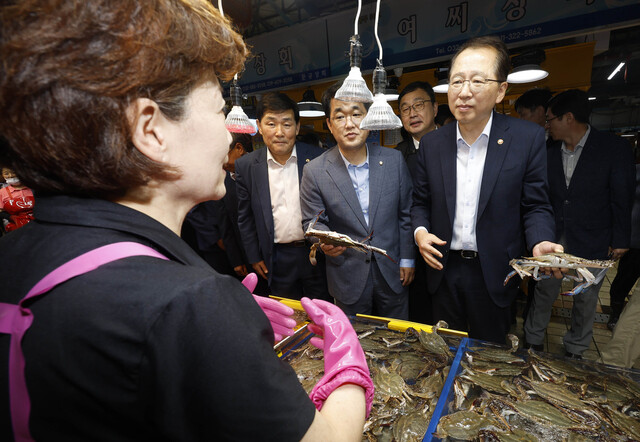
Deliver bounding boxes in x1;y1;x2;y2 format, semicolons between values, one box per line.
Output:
276;240;306;247
451;249;478;259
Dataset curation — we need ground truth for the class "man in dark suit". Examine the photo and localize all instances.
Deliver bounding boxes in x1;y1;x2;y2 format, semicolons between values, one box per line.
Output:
396;81;439;324
299;82;415;319
396;81;439;182
217;133;269;295
411;36;562;343
235;92;327;299
524;89;635;358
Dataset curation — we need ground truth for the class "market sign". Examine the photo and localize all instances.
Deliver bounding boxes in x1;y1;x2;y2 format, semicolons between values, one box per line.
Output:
240;0;640;93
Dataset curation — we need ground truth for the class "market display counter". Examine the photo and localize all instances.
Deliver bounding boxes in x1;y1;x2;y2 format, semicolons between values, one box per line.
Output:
272;297;640;441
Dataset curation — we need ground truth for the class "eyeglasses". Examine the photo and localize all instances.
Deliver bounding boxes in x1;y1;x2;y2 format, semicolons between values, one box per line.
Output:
399;99;431;116
448;77;504;92
545;115;561;124
331;113;364;127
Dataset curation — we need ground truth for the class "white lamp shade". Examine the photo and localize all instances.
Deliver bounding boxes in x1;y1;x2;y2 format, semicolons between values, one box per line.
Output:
298;102;325;117
507;64;549;83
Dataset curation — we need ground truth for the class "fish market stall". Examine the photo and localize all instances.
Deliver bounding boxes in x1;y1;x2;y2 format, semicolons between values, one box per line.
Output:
273;298;465;442
427;338;640;441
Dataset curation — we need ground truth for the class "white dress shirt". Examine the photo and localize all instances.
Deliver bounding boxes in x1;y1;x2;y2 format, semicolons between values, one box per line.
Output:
449;114;493;251
412;137;420;151
267;145;305;243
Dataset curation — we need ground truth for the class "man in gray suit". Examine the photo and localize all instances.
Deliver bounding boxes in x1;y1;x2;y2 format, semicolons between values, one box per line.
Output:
300;82;415;319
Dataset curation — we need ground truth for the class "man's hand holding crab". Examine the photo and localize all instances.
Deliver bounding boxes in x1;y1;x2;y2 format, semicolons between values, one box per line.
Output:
532;240;565;279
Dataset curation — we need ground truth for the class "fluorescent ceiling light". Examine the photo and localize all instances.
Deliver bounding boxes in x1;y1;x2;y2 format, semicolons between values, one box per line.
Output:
507;64;549;83
433;79;448;93
588;97;596;101
607;62;625;80
298;102;325;117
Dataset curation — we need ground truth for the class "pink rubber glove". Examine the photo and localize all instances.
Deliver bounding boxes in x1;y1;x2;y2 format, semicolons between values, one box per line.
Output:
301;297;374;417
242;274;296;342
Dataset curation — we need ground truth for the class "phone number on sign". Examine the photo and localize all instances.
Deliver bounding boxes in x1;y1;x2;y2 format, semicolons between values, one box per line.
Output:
502;27;543;42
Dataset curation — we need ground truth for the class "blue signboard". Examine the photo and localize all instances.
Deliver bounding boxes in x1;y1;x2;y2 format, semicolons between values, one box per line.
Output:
240;0;640;93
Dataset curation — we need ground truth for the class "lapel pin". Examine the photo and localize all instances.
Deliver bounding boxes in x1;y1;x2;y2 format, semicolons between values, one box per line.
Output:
379;161;383;165
305;158;310;162
497;139;504;145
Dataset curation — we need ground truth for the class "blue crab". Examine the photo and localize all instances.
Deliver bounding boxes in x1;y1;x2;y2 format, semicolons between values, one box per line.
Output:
304;210;395;265
503;253;614;296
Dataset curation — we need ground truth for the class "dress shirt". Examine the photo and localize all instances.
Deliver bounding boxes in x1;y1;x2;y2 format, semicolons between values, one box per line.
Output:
267;145;305;243
450;114;493;251
412;137;420;151
561;125;590;188
340;146;414;268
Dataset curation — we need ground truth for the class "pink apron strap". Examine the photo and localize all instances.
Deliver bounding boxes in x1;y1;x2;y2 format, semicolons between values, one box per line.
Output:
0;242;168;441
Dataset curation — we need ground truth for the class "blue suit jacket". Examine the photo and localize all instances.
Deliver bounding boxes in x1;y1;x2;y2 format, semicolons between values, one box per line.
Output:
300;144;414;304
235;142;324;283
411;112;556;307
547;127;635;259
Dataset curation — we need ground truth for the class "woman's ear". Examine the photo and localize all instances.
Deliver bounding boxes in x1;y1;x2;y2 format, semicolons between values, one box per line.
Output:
128;98;169;163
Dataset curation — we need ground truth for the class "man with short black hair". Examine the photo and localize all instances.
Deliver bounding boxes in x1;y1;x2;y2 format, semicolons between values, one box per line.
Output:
236;92;327;299
396;81;438;180
300;82;415;319
524;89;635;358
514;88;553;128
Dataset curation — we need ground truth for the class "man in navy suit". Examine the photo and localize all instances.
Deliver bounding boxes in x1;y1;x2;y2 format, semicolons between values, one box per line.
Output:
524;89;635;358
411;36;562;343
300;82;415;319
235;92;327;299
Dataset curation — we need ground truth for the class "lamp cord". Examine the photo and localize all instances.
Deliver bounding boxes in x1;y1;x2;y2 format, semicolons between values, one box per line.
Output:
374;0;382;62
354;0;361;35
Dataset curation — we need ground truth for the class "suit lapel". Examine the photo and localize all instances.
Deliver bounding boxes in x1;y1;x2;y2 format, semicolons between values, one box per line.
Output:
368;145;384;228
567;129;594;194
326;148;368;231
477;113;511;221
441;128;457;227
296;143;312;182
254;149;274;235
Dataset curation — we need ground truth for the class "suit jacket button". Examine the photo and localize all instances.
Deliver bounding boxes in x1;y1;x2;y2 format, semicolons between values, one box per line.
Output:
366;259;371;263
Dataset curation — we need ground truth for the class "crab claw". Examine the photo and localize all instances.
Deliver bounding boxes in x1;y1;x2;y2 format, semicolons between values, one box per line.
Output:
503;270;518;286
561;282;588;296
309;244;318;266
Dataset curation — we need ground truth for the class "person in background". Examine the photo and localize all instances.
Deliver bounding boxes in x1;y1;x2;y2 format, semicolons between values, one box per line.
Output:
0;1;371;440
396;81;438;180
235;92;328;300
514;88;553;129
607;160;640;330
300;81;415;319
434;104;455;127
524;89;635;359
396;81;439;324
218;133;268;294
411;36;561;344
0;167;35;233
600;161;640;367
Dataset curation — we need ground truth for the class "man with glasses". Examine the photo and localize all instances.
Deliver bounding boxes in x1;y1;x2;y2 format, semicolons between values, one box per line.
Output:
299;81;415;319
396;81;439;181
524;89;635;358
411;36;562;343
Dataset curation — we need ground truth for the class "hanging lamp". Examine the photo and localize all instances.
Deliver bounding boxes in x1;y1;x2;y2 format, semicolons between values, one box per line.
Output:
334;0;373;103
359;0;402;130
218;0;254;133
